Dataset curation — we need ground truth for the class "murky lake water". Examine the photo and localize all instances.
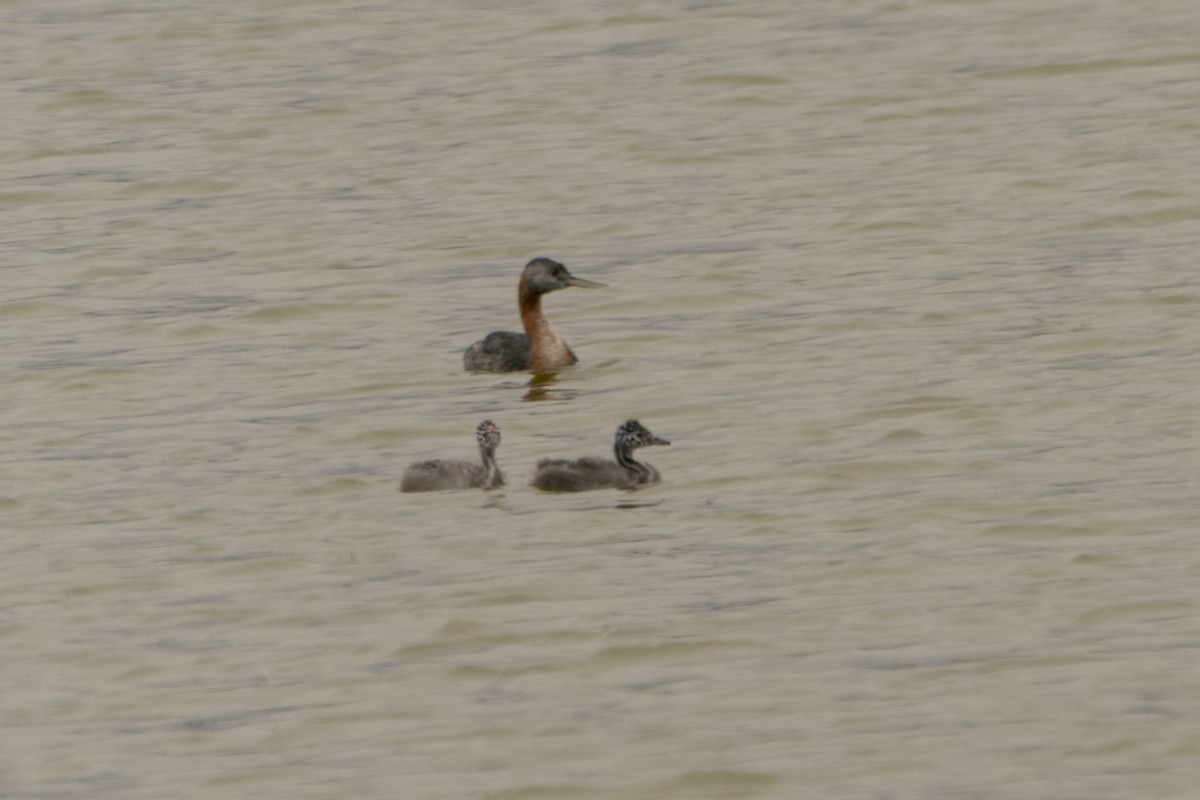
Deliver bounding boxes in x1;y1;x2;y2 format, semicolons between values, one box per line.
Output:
3;1;1199;797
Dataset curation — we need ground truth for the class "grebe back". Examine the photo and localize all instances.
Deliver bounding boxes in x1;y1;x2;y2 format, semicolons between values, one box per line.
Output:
463;257;605;372
400;420;504;492
531;419;670;492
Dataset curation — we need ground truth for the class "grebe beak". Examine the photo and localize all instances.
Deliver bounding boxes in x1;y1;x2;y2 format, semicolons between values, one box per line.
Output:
563;273;606;289
650;435;670;446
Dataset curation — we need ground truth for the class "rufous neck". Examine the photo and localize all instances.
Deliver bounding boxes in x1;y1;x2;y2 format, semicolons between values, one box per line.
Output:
518;276;544;336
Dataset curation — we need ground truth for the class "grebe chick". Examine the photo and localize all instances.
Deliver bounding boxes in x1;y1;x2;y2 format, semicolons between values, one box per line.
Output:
400;420;504;492
463;257;605;372
531;419;670;492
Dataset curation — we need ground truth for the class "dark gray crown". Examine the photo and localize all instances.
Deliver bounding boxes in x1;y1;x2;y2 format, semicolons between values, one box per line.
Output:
521;257;605;295
476;419;501;450
615;419;669;450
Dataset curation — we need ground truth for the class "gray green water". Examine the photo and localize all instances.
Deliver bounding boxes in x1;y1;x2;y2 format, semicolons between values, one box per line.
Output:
3;1;1199;798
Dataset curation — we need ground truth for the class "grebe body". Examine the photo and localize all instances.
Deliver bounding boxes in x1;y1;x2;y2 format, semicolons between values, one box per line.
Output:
400;420;504;492
463;258;604;372
531;419;669;492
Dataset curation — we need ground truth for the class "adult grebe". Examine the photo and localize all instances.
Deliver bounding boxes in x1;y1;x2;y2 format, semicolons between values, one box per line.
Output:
400;420;504;492
531;419;670;492
463;257;605;372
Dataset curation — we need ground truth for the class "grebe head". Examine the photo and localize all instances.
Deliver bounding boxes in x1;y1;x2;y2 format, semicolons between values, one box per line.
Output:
476;419;501;452
610;419;669;483
615;419;670;452
522;257;606;296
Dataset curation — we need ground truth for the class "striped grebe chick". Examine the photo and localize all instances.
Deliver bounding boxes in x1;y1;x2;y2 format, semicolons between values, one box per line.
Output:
531;419;670;492
463;257;605;372
400;420;504;492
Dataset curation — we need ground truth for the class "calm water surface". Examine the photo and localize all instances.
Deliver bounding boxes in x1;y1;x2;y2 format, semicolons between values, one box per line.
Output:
3;1;1199;798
